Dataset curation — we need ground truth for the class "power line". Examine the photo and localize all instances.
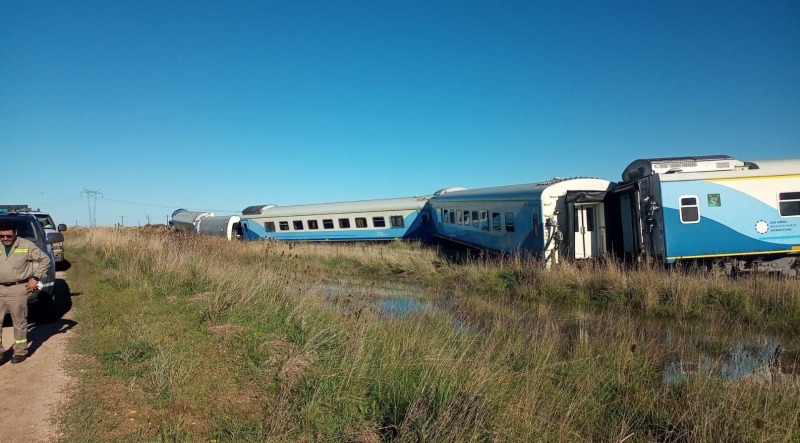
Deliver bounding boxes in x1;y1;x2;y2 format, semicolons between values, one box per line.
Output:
102;198;239;213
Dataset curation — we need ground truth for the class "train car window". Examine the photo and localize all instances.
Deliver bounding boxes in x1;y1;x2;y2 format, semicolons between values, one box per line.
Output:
279;221;290;231
479;210;489;231
390;215;404;228
778;192;800;217
575;207;596;231
373;216;386;227
436;208;442;222
293;220;304;230
679;196;700;223
505;212;515;232
323;219;334;229
456;210;463;225
339;218;351;228
472;211;479;228
463;210;471;226
264;221;276;232
444;210;450;224
308;220;319;230
492;212;501;231
355;217;368;228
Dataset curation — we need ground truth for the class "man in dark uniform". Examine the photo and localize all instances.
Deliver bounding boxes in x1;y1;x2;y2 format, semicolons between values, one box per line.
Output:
0;219;51;363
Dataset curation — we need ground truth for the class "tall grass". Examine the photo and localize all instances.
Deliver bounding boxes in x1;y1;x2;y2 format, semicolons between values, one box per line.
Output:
60;227;799;442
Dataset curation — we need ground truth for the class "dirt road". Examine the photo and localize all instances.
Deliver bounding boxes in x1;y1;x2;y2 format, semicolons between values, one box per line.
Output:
0;271;76;443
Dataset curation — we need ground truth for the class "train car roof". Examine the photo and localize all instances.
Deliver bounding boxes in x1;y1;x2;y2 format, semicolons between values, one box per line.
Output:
623;156;800;182
241;196;431;218
430;178;612;202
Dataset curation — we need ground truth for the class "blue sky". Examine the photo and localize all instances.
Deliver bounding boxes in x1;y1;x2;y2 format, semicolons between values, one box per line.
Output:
2;1;798;226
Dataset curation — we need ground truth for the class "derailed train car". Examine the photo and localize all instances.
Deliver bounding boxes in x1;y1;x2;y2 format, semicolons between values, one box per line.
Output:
197;215;242;241
429;178;614;264
170;209;214;234
239;196;433;242
609;155;800;276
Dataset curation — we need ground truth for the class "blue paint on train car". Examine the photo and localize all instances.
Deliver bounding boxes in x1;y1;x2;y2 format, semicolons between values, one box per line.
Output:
240;211;430;242
432;203;546;255
660;181;800;259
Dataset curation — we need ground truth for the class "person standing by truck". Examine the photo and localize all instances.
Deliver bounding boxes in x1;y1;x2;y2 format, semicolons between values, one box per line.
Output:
0;219;51;363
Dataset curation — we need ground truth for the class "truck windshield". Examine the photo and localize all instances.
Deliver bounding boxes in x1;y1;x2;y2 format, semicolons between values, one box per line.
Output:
34;215;55;229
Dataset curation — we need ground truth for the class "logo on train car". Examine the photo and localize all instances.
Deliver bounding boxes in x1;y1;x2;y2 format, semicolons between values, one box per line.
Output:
755;220;769;234
707;194;721;207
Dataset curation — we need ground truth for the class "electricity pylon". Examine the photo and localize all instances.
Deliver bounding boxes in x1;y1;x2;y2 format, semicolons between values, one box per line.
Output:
81;188;103;227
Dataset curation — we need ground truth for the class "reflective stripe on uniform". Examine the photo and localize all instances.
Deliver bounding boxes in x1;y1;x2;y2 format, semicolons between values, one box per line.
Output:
15;338;27;344
14;248;28;253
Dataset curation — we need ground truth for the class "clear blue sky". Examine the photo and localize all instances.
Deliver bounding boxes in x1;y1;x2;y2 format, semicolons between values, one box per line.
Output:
2;1;798;226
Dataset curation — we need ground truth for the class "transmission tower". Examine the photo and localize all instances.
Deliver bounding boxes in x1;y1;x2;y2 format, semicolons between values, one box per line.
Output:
81;188;103;227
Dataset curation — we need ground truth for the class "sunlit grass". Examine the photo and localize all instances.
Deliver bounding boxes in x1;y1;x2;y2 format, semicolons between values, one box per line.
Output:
59;227;799;442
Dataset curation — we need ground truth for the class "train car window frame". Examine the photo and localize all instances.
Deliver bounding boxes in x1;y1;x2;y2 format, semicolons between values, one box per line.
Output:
355;217;368;228
679;195;700;224
308;220;319;230
472;211;479;228
456;210;463;225
323;219;334;229
778;192;800;217
279;221;290;231
338;218;351;229
264;221;276;232
479;210;489;231
443;209;450;224
504;212;515;232
491;212;501;231
436;208;442;223
463;210;471;226
390;215;404;228
373;216;386;227
293;220;304;230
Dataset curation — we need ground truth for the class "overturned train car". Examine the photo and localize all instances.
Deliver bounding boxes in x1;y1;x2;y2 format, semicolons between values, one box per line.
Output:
170;209;214;234
170;209;242;241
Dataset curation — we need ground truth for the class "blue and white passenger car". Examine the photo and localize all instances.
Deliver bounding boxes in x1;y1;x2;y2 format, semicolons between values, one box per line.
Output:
239;196;433;242
429;178;613;264
611;155;800;275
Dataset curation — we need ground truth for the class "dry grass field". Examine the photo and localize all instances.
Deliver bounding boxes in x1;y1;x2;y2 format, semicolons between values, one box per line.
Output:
58;227;799;442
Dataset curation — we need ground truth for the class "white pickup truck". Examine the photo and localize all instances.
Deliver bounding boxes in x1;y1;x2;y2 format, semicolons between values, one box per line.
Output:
27;211;67;264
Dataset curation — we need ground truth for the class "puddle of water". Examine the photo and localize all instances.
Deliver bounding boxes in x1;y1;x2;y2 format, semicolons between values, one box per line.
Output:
662;337;800;388
314;282;450;318
312;282;799;387
379;298;435;316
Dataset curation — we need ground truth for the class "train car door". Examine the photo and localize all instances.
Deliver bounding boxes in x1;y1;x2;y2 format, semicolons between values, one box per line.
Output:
572;204;606;259
608;181;644;261
565;191;607;260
